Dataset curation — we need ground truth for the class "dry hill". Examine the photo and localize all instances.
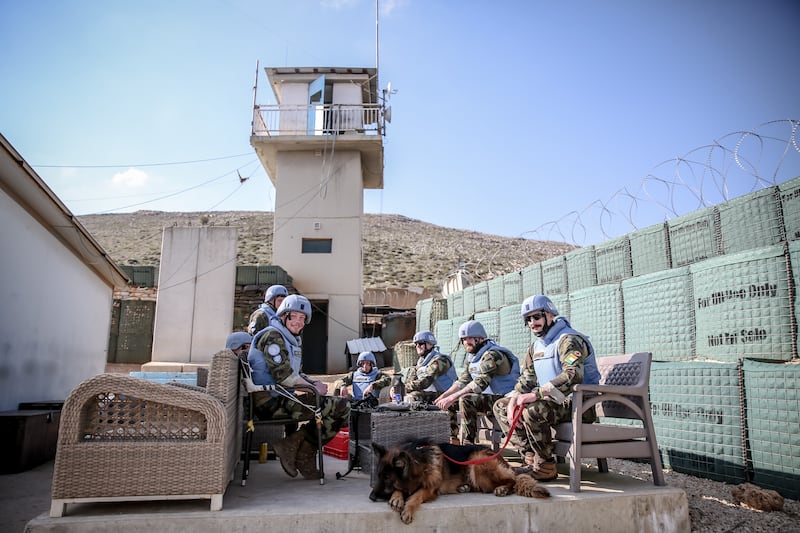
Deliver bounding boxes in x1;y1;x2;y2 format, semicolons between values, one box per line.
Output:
78;211;574;292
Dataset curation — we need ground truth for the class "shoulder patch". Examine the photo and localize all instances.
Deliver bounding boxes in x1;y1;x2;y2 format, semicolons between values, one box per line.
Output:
564;351;581;366
267;343;281;357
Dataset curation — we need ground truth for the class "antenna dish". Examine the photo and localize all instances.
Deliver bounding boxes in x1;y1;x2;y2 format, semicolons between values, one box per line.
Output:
384;106;392;123
386;82;392;93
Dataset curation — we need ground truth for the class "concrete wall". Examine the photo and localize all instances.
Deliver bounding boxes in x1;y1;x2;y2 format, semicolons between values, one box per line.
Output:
0;190;114;410
151;226;237;363
273;150;364;373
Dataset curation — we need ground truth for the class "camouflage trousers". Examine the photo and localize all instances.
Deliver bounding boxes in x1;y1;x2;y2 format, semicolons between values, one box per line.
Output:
492;396;572;458
253;391;350;448
446;393;504;443
405;390;439;404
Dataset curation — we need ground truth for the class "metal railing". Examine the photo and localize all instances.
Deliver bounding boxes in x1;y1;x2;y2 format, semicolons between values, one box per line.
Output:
252;103;384;137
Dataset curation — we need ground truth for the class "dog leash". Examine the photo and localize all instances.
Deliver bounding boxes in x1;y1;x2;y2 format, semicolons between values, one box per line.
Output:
440;404;524;466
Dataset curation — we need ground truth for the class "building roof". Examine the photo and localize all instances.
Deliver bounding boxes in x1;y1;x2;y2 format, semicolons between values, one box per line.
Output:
0;132;129;288
345;337;388;355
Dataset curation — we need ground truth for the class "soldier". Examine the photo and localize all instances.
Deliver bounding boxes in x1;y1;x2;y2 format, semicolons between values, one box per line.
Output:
434;320;520;445
396;330;457;404
247;294;350;479
224;331;252;361
246;284;288;335
492;294;601;481
333;351;392;401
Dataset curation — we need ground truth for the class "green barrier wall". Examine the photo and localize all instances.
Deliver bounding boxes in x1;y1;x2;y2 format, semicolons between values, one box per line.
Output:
629;222;671;277
790;241;800;359
473;309;500;341
542;255;568;295
447;290;464;318
668;206;720;267
780;176;800;241
503;270;523;306
622;267;694;361
431;298;448;328
718;187;784;254
415;297;433;332
569;283;623;356
691;245;793;362
742;359;800;500
521;263;543;297
473;281;490;312
462;285;475;316
565;246;597;291
498;304;532;359
488;277;504;309
595;235;633;284
650;362;746;483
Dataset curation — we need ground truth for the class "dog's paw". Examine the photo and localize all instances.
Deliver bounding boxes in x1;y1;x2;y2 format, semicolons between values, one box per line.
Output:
400;509;415;524
389;495;405;513
457;483;471;493
494;485;512;497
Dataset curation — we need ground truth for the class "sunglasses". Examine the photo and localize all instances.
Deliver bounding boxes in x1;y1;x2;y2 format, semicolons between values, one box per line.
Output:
525;312;546;323
414;341;427;346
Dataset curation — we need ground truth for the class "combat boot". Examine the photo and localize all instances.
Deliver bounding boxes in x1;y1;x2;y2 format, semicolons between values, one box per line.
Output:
295;440;320;480
526;457;558;481
271;430;306;478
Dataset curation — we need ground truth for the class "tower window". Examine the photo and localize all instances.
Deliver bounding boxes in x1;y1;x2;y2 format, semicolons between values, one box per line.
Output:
302;238;333;253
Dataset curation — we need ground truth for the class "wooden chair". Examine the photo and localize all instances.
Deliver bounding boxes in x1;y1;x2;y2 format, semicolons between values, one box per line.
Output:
552;351;665;492
239;359;324;485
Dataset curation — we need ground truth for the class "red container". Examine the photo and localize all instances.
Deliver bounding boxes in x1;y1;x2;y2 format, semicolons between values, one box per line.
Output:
322;429;349;459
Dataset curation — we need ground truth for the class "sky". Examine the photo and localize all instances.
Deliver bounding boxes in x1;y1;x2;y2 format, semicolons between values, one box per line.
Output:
1;0;798;246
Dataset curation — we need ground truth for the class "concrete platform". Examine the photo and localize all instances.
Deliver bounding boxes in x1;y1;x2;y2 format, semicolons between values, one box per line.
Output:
23;455;689;532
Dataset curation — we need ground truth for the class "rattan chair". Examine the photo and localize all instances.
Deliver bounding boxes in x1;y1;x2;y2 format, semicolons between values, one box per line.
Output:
552;351;666;492
50;350;241;516
239;359;324;485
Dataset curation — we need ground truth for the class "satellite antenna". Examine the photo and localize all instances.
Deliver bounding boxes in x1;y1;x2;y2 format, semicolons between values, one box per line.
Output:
384;106;392;123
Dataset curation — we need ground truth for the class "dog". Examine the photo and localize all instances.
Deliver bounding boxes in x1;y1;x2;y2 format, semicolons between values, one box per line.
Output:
369;437;550;524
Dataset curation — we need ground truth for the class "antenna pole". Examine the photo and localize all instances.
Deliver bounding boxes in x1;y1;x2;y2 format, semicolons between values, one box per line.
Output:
375;0;380;98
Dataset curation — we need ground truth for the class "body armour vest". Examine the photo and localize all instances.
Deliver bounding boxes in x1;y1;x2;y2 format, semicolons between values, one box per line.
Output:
467;340;520;395
247;321;302;390
531;317;601;385
416;349;457;392
351;368;379;399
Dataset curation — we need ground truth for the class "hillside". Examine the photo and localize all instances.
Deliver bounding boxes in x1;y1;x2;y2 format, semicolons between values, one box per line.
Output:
78;211;574;292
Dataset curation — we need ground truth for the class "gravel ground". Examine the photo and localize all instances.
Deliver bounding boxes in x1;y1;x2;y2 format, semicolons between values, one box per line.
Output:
606;459;800;532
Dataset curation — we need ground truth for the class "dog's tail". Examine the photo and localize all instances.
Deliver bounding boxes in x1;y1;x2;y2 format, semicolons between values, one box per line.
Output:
514;474;551;498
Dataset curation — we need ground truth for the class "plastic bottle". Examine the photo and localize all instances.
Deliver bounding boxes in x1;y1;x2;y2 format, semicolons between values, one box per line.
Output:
391;373;405;403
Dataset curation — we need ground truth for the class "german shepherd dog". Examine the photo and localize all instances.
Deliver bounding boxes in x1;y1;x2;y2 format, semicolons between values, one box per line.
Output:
369;437;550;524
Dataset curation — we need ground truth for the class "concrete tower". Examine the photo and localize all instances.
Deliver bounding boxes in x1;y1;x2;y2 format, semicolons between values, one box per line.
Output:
250;67;386;374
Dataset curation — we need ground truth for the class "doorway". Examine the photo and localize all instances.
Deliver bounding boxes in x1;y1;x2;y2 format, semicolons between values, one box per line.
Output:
302;300;328;374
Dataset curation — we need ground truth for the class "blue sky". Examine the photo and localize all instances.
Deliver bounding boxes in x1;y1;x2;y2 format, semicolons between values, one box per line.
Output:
2;0;798;246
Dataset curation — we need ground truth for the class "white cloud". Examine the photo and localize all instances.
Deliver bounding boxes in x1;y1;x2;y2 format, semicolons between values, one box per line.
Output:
111;168;149;188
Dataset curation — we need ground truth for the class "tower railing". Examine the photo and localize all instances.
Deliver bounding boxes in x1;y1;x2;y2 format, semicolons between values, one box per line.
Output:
252;104;384;136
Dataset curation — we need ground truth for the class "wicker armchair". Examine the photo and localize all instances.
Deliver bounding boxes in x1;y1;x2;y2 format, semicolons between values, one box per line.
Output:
50;350;241;517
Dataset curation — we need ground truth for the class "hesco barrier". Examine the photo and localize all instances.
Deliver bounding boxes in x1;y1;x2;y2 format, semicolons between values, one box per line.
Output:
649;361;746;484
595;235;632;285
499;304;531;359
462;285;476;316
473;281;490;312
502;270;522;306
394;341;418;372
549;293;570;324
691;245;793;362
447;290;464;318
565;246;597;291
473;310;500;341
668;206;720;267
780;175;800;241
622;267;694;361
790;241;800;358
629;222;671;277
431;298;448;328
718;187;784;255
541;255;568;295
415;298;433;332
521;263;542;297
742;359;800;500
488;277;504;309
569;283;623;357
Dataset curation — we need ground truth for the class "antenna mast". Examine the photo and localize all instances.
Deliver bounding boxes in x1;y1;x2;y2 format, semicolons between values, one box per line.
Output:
375;0;380;100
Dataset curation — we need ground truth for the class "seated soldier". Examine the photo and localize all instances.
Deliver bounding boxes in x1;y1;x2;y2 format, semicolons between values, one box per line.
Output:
394;330;457;404
334;351;391;404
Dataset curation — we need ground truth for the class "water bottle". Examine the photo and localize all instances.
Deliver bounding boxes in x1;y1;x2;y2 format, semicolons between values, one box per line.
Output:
391;373;405;403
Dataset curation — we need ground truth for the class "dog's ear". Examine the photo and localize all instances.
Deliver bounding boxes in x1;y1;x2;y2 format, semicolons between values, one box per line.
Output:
372;441;387;458
394;451;411;475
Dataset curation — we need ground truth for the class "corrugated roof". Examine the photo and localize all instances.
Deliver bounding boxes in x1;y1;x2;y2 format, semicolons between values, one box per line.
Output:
345;337;387;354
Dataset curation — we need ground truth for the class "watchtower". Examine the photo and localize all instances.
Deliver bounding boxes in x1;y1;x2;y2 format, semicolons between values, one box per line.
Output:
250;66;387;373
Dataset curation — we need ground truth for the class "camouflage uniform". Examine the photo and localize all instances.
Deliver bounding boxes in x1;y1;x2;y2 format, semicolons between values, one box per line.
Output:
447;343;518;443
405;349;455;404
246;303;276;336
492;319;597;459
251;329;349;447
333;369;392;398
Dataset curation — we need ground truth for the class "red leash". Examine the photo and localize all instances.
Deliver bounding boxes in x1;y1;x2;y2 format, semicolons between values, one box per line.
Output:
441;405;523;466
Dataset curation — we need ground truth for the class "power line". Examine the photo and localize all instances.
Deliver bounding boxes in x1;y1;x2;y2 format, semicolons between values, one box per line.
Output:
32;152;254;169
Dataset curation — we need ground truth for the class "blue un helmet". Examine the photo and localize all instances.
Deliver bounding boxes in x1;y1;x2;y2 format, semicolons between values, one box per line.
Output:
277;294;312;324
413;330;437;345
264;284;288;303
225;331;252;350
458;320;488;339
356;351;377;367
520;294;559;321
